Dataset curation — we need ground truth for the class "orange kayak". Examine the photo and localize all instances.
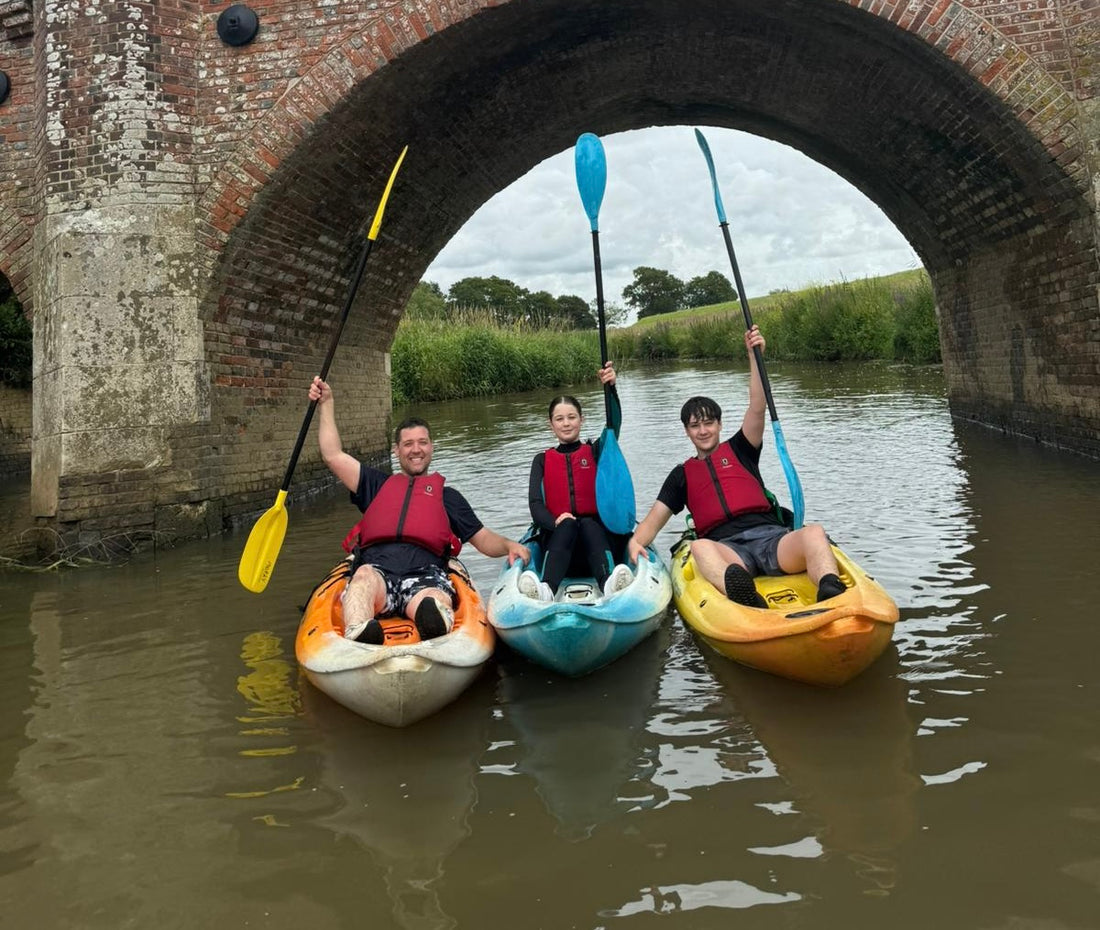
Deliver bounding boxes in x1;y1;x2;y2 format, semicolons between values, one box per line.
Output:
295;560;495;726
671;538;899;687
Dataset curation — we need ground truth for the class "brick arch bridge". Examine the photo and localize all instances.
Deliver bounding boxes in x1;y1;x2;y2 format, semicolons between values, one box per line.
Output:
0;0;1096;545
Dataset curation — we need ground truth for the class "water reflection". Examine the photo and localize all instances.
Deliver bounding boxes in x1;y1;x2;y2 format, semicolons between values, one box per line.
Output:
1;362;1098;928
646;626;771;807
603;878;800;917
496;625;668;840
230;631;302;797
300;677;494;930
0;580;39;882
703;649;920;896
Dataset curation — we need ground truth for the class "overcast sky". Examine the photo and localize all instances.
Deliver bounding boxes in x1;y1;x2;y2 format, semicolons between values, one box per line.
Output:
425;125;921;319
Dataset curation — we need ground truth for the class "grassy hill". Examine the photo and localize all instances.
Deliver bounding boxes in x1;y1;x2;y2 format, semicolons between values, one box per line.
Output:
626;268;927;332
609;267;937;363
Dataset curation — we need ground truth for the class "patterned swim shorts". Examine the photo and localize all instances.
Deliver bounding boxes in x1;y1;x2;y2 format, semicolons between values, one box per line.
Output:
346;559;456;616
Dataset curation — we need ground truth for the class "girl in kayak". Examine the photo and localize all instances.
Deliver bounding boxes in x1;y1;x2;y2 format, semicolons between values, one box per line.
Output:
521;361;634;601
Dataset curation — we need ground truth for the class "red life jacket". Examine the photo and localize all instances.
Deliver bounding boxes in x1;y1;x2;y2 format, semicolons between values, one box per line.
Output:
683;440;772;536
543;445;598;517
341;473;459;557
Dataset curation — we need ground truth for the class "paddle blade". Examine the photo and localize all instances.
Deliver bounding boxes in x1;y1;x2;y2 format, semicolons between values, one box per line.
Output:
770;421;805;530
574;132;607;232
238;490;289;593
595;427;636;535
367;145;408;241
694;128;728;224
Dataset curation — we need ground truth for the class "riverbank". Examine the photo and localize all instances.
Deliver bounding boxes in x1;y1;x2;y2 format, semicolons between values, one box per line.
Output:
395;269;938;403
392;317;603;404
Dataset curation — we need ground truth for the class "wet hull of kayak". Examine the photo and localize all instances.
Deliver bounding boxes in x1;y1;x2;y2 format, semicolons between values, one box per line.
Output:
671;540;899;687
295;561;495;726
488;546;671;677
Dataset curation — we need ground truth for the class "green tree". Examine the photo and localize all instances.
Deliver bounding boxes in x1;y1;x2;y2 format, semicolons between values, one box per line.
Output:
622;266;685;319
404;281;448;320
521;290;559;327
553;294;597;329
601;301;630;327
684;270;736;308
447;275;528;323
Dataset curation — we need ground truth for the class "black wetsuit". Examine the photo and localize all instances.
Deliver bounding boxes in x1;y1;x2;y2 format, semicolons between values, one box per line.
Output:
527;388;625;591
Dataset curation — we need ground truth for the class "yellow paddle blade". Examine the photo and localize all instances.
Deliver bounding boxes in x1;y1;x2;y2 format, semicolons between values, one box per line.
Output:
367;145;408;240
238;490;289;593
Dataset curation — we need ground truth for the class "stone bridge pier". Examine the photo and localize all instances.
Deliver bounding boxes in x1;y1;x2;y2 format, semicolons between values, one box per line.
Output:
0;0;1096;548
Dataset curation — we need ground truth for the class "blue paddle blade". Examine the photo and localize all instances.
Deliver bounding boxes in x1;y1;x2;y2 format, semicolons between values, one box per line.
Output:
575;132;607;233
595;427;636;535
694;128;728;224
770;420;805;529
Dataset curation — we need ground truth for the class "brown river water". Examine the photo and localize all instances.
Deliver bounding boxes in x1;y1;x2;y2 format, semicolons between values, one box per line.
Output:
0;361;1098;929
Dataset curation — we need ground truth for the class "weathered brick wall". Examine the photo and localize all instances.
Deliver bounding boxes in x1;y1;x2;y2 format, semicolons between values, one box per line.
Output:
0;1;36;310
27;0;210;538
0;0;1094;549
936;219;1100;458
0;382;30;474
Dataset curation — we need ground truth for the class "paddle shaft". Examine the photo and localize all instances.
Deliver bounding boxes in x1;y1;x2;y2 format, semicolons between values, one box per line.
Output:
718;222;780;424
279;235;375;492
589;229;614;428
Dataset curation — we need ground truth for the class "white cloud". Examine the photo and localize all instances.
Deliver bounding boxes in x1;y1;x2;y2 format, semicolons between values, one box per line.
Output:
426;126;920;315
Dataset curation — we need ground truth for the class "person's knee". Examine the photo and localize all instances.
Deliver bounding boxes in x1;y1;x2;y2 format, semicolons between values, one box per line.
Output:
692;538;741;567
801;523;829;548
348;565;384;603
352;563;380;583
550;520;580;548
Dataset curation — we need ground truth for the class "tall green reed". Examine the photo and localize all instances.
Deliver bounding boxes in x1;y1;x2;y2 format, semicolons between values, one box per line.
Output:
392;311;604;404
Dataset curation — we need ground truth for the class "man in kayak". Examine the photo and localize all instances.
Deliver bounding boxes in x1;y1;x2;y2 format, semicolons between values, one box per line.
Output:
626;326;845;607
310;376;530;642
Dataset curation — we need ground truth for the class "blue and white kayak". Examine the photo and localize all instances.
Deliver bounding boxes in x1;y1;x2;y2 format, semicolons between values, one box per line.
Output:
487;539;672;677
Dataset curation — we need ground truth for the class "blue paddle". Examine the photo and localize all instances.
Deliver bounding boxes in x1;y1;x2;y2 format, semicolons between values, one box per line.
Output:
694;128;805;529
574;132;636;534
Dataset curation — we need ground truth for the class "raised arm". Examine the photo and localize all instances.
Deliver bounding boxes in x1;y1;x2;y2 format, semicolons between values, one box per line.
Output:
309;376;361;493
740;326;767;448
599;361;622;437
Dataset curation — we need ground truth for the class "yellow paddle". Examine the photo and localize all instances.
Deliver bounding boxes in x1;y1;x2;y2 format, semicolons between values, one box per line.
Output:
238;146;408;593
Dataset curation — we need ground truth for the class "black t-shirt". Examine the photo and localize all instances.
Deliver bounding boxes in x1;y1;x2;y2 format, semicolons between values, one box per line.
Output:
349;463;484;575
656;430;782;539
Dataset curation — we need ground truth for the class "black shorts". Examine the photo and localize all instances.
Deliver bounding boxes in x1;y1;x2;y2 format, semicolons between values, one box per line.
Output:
713;524;790;576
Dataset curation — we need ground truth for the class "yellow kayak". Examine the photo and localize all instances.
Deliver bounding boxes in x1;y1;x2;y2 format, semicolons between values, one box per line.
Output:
671;537;899;687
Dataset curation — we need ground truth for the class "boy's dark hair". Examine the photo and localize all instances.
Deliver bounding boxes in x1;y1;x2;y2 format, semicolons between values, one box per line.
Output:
547;395;582;419
680;396;723;426
393;416;432;444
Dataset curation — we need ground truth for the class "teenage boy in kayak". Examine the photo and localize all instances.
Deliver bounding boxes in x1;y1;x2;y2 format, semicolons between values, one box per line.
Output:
626;326;845;607
309;376;530;643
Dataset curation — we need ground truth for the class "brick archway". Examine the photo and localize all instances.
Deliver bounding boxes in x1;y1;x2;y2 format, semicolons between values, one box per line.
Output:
5;0;1096;542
